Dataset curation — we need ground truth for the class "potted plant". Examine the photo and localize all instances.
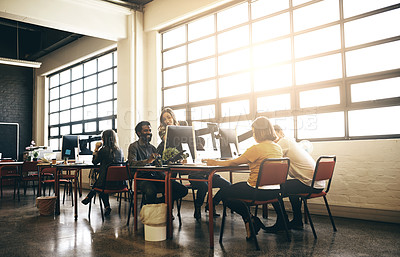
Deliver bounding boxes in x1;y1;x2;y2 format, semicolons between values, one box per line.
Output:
162;147;188;164
33;151;39;161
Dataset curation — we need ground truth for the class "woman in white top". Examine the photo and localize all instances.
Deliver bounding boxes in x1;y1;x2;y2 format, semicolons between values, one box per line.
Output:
266;125;325;232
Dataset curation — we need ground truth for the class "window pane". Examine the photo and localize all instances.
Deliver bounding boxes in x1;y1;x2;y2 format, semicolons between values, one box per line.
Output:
218;48;250;75
113;68;117;82
188;37;215;61
85;122;97;132
84;74;97;90
343;0;400;18
99;120;112;131
60;110;70;124
297;112;345;139
300;87;340;108
163;46;186;68
71;79;83;94
221;100;250;117
188;15;214;41
351;77;400;102
253;38;291;67
72;124;82;134
164;87;186;106
293;0;339;32
98;69;113;86
50;75;59;88
50;127;59;137
71;65;83;80
98;101;113;117
217;2;248;31
163;25;185;49
270;116;295;139
113;100;117;115
84;90;97;105
50;100;59;112
349;106;400;136
251;0;289;19
218;25;249;53
84;59;97;76
296;53;342;85
189;58;215;82
189;80;216;102
60;125;70;136
98;85;113;102
293;0;313;6
98;53;113;71
254;64;292;91
346;41;400;77
295;25;341;58
164;66;187;87
59;97;70;110
49;113;59;125
344;9;400;47
219;73;251;98
49;139;59;151
59;83;70;98
50;87;59;100
191;105;216;120
173;109;186;121
84;105;97;120
60;70;70;84
71;93;83;108
252;13;290;43
257;94;291;112
71;108;83;122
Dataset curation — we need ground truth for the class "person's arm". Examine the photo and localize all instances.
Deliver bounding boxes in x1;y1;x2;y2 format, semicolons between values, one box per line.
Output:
204;154;249;166
92;142;102;165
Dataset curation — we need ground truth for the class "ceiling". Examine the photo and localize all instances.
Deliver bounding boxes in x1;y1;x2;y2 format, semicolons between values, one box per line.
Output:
0;0;153;61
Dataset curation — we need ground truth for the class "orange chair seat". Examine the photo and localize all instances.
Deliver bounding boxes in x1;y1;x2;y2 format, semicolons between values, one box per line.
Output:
297;191;327;199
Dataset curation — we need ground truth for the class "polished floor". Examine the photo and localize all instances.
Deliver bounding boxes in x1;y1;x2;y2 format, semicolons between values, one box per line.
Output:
0;187;399;257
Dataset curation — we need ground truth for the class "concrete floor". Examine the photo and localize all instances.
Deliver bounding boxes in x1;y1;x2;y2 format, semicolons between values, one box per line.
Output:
0;187;399;257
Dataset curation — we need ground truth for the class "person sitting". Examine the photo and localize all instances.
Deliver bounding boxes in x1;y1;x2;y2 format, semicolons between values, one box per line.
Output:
204;116;283;239
265;125;326;232
81;129;124;216
128;121;188;204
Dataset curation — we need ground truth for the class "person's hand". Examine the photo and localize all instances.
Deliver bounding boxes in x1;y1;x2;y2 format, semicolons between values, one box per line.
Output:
203;159;218;166
94;142;102;152
148;153;160;164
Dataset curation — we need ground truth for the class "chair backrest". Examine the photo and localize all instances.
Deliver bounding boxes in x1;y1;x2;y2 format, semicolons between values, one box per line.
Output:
105;164;130;182
41;167;56;176
256;158;290;189
311;155;336;192
22;161;39;172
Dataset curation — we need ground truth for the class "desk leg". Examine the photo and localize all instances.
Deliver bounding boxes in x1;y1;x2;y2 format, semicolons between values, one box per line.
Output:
55;168;60;215
79;170;82;197
74;170;78;220
37;167;42;197
134;174;138;231
167;172;173;239
208;171;215;249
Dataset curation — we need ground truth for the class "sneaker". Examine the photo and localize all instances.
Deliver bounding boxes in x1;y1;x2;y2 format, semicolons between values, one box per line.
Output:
264;222;286;233
104;207;112;216
81;197;90;205
289;220;304;230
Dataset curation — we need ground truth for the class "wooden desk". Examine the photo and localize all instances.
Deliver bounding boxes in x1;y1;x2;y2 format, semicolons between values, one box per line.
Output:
54;163;96;220
168;164;249;248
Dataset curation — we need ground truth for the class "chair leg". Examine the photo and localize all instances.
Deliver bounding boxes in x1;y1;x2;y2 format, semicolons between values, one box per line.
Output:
126;191;133;226
118;193;122;214
176;198;182;227
277;198;291;242
303;199;317;239
88;197;92;220
323;196;337;232
244;203;260;251
99;196;105;222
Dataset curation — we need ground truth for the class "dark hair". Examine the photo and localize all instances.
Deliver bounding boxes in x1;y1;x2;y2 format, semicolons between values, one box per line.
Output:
101;129;119;150
135;121;151;137
159;107;178;127
252;116;277;143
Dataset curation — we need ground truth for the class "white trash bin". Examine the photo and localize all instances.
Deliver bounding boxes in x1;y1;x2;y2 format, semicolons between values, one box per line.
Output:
139;203;167;241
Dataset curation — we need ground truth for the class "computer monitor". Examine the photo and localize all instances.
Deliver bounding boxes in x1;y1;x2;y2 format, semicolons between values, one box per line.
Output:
61;135;79;160
219;128;239;160
164;125;197;162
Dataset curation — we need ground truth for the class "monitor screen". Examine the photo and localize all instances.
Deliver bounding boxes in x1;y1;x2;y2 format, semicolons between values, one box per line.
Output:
219;128;239;159
164;125;197;162
62;135;79;160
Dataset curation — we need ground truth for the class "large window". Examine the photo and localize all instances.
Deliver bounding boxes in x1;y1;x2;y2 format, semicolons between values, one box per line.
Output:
161;0;400;143
48;50;117;150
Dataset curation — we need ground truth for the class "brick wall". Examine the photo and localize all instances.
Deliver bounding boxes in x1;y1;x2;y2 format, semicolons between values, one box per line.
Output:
0;64;33;160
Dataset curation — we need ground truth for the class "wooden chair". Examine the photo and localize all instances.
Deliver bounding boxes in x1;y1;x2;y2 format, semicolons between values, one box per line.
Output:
40;167;74;206
290;155;337;239
20;161;39;196
88;163;132;222
0;160;20;200
219;158;291;250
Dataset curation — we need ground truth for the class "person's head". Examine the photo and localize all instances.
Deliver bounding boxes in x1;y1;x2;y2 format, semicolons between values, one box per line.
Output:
251;116;277;143
135;121;152;143
160;107;178;127
273;124;285;141
101;129;119;149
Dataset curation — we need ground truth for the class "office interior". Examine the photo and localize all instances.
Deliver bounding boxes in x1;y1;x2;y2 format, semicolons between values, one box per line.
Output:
0;0;399;256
